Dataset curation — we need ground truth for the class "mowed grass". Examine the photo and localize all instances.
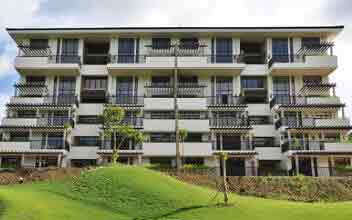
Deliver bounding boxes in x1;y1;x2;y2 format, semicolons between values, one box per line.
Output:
0;166;352;220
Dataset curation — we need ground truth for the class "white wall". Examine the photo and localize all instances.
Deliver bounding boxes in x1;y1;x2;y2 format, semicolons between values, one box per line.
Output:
247;104;271;116
72;124;100;136
78;104;104;115
256;147;282;160
69;146;98;159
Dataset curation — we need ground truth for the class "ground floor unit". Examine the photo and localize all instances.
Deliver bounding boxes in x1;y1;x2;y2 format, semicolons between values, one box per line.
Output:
1;152;351;177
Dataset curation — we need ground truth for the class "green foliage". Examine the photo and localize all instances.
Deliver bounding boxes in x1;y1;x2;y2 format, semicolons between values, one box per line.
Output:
1;166;352;220
336;165;352;172
179;128;188;142
182;164;211;170
102;106;143;163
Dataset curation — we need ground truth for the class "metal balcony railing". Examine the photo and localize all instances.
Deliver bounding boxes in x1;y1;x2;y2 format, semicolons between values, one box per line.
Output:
83;54;109;65
212;140;253;151
37;116;71;126
100;140;142;150
107;95;144;106
278;117;350;129
30;138;64;150
18;45;51;57
269;95;340;108
207;96;244;106
48;55;81;64
209;117;250;128
281;139;324;152
118;117;144;128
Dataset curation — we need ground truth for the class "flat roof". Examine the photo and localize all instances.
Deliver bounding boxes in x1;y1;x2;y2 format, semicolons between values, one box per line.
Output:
6;25;344;31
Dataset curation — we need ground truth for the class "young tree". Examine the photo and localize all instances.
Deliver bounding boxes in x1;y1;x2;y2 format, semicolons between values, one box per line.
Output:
102;106;144;164
63;123;72;151
219;152;229;205
179;128;188;166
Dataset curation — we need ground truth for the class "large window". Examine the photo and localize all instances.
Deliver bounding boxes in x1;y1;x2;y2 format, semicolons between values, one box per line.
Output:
59;77;76;95
150;133;175;142
61;39;79;63
215;38;233;63
241;76;265;89
118;38;135;63
272;38;288;62
116;77;134;96
301;37;320;48
83;77;107;90
76;136;100;146
273;76;290;104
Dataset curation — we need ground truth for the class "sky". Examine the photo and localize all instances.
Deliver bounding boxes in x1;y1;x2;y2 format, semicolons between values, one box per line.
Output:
0;0;351;119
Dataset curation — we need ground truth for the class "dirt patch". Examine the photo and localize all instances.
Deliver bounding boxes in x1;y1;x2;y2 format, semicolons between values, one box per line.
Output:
0;167;85;185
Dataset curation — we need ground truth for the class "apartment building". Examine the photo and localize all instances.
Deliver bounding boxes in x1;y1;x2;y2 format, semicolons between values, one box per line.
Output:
0;26;351;176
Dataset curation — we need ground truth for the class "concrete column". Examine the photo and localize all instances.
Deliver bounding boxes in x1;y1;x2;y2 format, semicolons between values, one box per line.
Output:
311;157;316;177
21;154;25;167
137;155;142;165
295;155;299;175
57;154;62;168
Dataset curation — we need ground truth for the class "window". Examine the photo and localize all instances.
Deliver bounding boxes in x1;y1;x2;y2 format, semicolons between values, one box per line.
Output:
47;134;64;149
184;133;203;142
152;38;171;49
78;116;102;124
179;75;198;85
83;77;107;90
215;38;233;63
149;111;174;119
76;136;100;146
116;77;134;96
10;132;29;141
118;38;135;63
150;133;175;142
180;38;199;49
273;77;290;104
241;77;265;89
62;39;79;55
221;135;242;150
151;76;171;87
272;38;288;62
59;77;76;95
179;111;203;119
16;110;36;118
30;39;48;49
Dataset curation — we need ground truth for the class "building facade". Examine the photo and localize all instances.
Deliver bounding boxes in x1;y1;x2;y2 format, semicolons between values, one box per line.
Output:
0;26;351;176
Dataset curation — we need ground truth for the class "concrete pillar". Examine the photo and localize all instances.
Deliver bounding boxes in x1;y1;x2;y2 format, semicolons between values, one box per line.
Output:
57;154;62;168
311;157;316;177
137;155;142;165
21;154;25;167
295;155;299;175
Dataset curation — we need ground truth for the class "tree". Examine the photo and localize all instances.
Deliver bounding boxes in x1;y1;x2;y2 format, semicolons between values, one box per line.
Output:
178;128;188;166
219;152;229;205
102;106;144;164
63;123;72;151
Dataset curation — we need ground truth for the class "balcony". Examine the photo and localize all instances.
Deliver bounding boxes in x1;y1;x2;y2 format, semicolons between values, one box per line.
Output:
107;52;246;74
9;95;78;106
143;119;174;132
207;96;245;108
144;82;206;98
282;139;324;152
15;46;80;74
143;142;212;157
106;95;144;107
209;118;251;129
1;116;71;128
270;95;342;109
212;140;253;151
277;117;351;130
120;117;144;129
269;54;337;76
299;83;336;96
0;139;66;153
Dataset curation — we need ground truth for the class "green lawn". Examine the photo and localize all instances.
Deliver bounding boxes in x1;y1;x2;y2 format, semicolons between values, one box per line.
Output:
0;166;352;220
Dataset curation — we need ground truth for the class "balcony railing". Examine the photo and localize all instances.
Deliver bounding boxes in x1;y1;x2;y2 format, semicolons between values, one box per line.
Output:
107;95;144;106
37;116;71;126
212;140;252;151
83;54;109;65
144;82;207;97
9;95;78;106
270;95;341;108
18;45;50;57
48;55;81;64
100;140;142;150
281;139;324;152
278;117;350;129
209;117;250;128
30;138;64;150
207;96;244;106
119;117;144;128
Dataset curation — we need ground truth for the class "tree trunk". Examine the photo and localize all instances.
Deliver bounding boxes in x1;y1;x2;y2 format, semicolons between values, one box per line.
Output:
221;155;229;204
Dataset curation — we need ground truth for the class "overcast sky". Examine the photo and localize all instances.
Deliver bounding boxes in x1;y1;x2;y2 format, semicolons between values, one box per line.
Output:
0;0;351;119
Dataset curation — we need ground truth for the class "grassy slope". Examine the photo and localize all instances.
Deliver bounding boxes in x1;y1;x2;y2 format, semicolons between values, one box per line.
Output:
0;166;351;220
